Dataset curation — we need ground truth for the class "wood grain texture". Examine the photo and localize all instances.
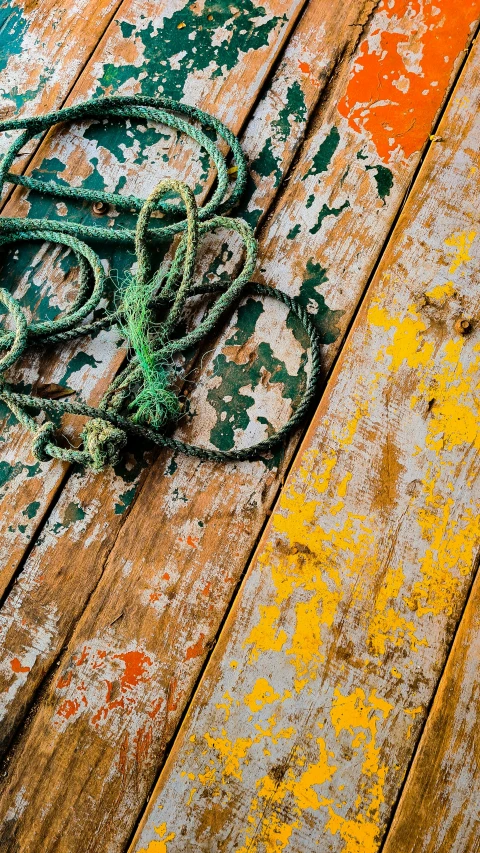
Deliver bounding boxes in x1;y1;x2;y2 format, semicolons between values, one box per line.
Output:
0;0;307;594
129;30;480;853
0;0;123;172
381;567;480;853
1;1;479;851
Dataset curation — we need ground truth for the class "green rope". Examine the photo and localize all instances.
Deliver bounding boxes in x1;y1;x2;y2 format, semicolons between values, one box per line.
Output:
0;95;323;471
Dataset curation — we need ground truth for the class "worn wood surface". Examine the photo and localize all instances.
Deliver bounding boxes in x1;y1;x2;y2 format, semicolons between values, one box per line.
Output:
129;29;480;853
382;565;480;853
1;1;479;852
0;0;307;594
0;0;123;174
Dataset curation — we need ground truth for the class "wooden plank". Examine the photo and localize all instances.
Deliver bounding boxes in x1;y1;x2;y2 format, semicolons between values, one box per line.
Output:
1;2;479;851
381;570;480;853
126;28;480;853
0;0;123;174
0;0;308;594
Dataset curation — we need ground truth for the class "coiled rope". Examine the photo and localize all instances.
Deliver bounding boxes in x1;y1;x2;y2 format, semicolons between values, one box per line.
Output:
0;95;322;470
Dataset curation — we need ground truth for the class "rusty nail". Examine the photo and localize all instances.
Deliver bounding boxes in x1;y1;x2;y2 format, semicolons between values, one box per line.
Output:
92;200;109;217
454;317;472;335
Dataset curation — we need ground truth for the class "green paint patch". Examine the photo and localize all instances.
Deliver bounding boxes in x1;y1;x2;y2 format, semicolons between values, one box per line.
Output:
23;500;40;519
59;352;100;388
287;223;301;240
298;259;343;343
207;298;307;451
272;81;307;142
366;164;393;201
95;2;284;101
250;137;282;188
303;126;340;180
309;199;350;235
114;486;136;515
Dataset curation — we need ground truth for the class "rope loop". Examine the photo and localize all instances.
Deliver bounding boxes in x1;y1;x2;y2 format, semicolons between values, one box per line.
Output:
0;96;323;471
80;419;128;471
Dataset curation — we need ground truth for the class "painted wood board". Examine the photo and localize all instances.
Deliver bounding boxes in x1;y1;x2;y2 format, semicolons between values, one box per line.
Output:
0;0;123;175
0;0;308;594
381;569;480;853
1;1;480;851
128;30;480;853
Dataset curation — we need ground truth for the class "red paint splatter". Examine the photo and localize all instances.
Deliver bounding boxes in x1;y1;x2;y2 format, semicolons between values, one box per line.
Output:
113;650;152;692
135;724;153;766
10;658;30;674
56;671;72;689
74;646;89;666
56;698;80;719
338;0;480;162
185;633;206;661
167;678;178;713
148;697;164;719
186;535;198;548
298;60;310;74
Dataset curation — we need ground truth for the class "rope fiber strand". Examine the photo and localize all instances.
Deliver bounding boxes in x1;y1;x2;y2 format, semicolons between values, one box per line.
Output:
0;95;323;471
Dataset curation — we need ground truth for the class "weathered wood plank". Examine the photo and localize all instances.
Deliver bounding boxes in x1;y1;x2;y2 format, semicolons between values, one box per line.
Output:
127;29;480;853
0;0;123;173
381;570;480;853
1;1;479;851
0;0;308;593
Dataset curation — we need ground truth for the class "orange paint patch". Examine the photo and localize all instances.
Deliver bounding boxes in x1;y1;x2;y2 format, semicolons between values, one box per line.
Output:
56;698;80;720
10;658;30;674
185;633;206;661
56;671;72;689
338;0;480;162
113;650;153;691
298;60;311;74
186;535;198;548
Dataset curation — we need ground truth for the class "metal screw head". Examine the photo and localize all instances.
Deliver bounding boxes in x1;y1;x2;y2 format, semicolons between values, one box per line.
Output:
454;318;472;335
92;200;109;217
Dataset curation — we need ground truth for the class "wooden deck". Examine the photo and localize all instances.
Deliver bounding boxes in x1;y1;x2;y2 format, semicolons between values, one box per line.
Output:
0;1;479;850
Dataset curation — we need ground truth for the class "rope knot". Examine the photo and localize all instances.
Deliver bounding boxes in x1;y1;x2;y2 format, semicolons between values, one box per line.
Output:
32;421;56;462
81;418;127;471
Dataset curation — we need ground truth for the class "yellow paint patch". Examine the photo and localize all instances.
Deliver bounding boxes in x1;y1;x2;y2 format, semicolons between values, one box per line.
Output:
445;229;476;273
368;301;434;372
236;737;336;853
367;566;426;656
244;678;280;713
136;823;175;853
243;605;287;663
326;688;393;853
425;281;454;303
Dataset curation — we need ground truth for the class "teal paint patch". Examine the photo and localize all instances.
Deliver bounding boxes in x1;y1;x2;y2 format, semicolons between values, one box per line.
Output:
207;298;307;451
356;149;368;161
287;223;301;239
0;3;28;76
94;2;284;101
272;81;307;142
114;486;136;514
165;456;178;476
305;193;315;209
298;259;343;343
59;351;100;388
309;199;350;235
303;126;340;180
18;524;27;534
23;500;40;519
366;164;393;201
52;500;86;533
250;137;282;188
